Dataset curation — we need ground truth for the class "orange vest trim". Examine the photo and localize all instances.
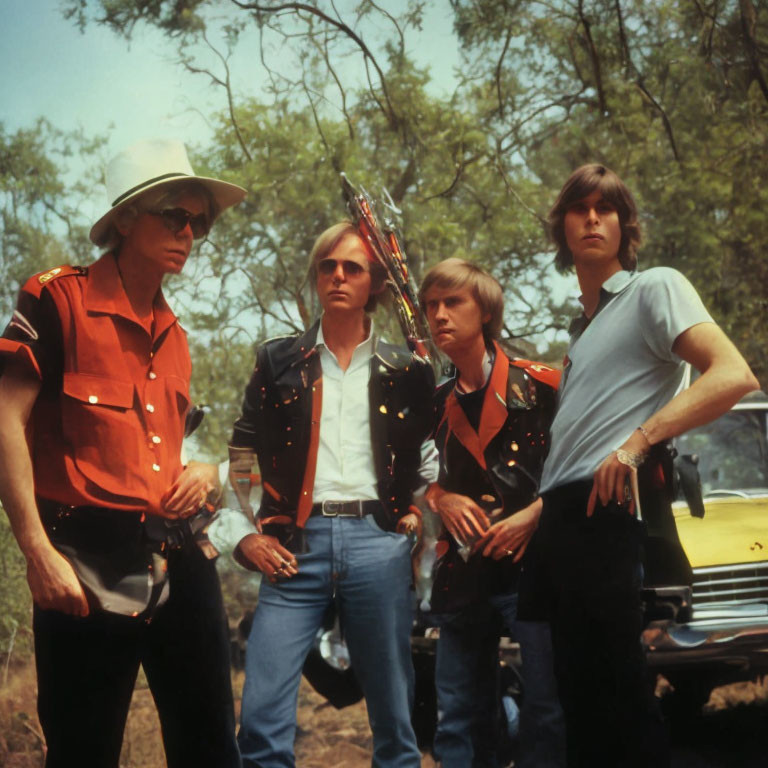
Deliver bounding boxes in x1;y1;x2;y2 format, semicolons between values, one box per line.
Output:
440;341;511;472
260;515;293;526
296;377;323;528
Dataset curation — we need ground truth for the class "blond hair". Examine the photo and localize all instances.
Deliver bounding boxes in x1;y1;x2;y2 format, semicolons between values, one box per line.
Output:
306;221;386;313
419;258;504;342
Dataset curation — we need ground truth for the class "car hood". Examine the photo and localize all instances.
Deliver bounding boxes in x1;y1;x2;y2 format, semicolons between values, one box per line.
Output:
673;496;768;568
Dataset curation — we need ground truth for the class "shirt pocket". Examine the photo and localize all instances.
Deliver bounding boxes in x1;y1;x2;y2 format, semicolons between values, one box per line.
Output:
61;372;145;498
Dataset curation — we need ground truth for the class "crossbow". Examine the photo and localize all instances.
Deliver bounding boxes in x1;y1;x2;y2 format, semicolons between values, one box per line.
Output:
340;173;434;363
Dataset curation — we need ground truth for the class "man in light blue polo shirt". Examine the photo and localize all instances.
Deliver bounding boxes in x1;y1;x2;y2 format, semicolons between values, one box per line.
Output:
521;164;758;768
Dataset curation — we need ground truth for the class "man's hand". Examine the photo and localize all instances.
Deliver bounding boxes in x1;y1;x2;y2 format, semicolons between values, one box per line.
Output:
587;429;649;517
478;497;542;561
426;485;489;545
26;544;90;616
161;461;219;518
234;533;299;584
396;510;421;538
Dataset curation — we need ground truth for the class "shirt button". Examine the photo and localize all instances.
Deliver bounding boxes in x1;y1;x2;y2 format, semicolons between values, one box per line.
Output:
152;463;160;472
146;404;155;413
148;371;157;380
152;435;161;444
88;395;98;404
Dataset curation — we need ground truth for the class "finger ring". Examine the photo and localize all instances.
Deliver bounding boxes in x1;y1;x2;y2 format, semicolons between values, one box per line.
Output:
504;549;513;556
272;568;280;576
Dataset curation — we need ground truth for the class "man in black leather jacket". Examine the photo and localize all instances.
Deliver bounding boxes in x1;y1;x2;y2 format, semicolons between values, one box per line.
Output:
421;258;566;768
229;221;436;768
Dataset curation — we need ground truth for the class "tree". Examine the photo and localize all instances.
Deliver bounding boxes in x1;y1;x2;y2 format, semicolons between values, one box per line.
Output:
0;121;103;319
57;0;768;413
451;0;768;378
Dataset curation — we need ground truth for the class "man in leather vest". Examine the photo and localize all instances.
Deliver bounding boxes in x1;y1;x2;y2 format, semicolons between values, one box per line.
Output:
420;258;566;768
229;221;436;768
0;139;245;768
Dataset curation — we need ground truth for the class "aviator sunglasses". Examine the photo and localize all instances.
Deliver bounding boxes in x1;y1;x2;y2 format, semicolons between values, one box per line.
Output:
317;258;369;277
148;207;210;240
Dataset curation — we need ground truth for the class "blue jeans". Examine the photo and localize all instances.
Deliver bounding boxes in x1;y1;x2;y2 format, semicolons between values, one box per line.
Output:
433;592;565;768
238;515;421;768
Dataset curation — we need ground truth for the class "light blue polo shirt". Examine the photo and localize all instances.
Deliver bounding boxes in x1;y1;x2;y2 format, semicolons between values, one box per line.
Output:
540;267;713;493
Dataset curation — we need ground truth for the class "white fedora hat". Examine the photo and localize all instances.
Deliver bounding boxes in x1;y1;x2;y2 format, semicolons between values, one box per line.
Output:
89;138;247;246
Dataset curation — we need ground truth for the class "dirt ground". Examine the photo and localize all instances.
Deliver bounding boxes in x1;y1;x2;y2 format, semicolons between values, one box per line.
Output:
0;665;438;768
1;665;765;767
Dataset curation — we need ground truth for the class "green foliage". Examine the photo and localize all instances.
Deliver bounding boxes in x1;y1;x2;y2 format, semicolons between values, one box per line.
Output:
0;120;104;319
5;0;768;451
452;0;768;378
0;513;33;665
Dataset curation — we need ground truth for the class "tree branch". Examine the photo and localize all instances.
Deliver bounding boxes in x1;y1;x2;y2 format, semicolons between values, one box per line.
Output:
232;1;400;127
577;0;607;113
495;27;513;119
739;0;768;104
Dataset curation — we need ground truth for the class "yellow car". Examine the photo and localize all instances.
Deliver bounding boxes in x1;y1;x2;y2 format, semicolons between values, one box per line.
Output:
643;390;768;710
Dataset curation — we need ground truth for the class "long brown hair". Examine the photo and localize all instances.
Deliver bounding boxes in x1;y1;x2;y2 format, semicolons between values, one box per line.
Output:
548;164;641;273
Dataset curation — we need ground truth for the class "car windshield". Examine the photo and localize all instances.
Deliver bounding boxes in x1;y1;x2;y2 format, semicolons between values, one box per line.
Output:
675;409;768;497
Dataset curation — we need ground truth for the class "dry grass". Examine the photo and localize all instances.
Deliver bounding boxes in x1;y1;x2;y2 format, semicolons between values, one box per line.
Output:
2;659;764;767
0;663;437;767
705;675;768;712
0;662;45;768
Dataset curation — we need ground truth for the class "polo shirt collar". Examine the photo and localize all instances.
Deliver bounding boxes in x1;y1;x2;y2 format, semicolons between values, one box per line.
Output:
601;269;636;295
84;252;178;337
570;270;637;335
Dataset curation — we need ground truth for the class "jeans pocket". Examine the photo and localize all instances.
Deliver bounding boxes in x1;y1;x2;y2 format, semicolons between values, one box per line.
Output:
363;514;407;540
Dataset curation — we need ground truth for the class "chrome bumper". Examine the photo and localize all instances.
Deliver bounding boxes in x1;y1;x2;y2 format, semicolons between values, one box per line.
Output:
643;601;768;669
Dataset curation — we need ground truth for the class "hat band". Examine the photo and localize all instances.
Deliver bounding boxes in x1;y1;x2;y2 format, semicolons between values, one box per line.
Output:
111;172;191;207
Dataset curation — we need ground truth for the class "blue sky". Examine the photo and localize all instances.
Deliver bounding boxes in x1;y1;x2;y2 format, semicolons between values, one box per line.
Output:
2;0;231;150
1;0;460;155
0;0;461;236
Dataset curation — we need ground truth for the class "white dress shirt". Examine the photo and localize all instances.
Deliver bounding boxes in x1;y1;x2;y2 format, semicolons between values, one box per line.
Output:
313;320;379;502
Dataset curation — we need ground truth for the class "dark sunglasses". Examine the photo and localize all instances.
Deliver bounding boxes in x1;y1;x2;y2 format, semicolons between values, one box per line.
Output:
148;208;210;240
317;258;369;277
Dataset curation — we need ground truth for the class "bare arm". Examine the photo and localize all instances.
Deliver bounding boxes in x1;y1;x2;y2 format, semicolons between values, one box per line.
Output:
0;362;89;615
590;322;759;513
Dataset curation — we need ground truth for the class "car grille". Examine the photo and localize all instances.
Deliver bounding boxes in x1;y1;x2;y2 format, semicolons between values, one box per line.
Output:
692;562;768;606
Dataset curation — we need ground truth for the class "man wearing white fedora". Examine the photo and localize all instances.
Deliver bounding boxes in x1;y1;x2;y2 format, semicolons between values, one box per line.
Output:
0;138;245;768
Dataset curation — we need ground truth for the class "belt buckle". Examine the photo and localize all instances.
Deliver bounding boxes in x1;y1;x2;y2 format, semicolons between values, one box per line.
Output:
321;500;362;518
321;500;340;517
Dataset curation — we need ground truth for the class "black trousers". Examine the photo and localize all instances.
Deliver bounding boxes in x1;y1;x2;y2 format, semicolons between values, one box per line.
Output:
520;480;668;768
34;543;240;768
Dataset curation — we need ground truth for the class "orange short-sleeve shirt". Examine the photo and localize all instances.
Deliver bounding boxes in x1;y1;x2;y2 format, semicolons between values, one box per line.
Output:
0;253;191;515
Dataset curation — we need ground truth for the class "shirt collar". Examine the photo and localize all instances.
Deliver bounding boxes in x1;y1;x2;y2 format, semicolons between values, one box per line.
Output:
570;270;638;336
601;269;637;295
316;315;375;364
84;252;177;338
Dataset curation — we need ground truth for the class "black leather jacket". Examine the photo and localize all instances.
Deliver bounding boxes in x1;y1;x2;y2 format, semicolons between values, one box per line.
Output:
430;345;558;612
230;320;434;549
